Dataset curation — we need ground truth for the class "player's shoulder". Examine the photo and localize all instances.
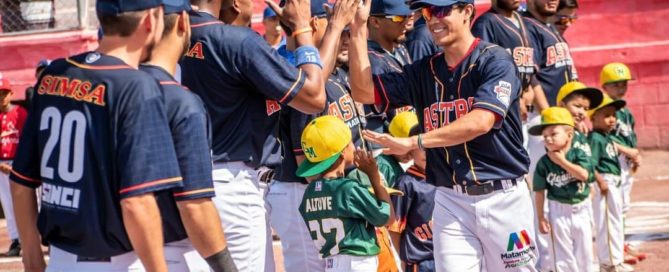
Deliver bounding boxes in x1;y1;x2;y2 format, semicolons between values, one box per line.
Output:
473;10;496;26
475;40;514;65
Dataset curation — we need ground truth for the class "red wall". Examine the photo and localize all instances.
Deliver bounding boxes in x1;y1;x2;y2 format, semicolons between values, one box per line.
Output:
0;0;667;148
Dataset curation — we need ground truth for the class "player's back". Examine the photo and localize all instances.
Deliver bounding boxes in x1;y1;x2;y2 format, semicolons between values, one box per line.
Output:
11;52;182;257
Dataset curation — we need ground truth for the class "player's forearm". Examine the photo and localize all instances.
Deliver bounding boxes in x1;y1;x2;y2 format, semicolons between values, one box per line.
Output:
535;190;546;219
176;199;228;257
532;83;550;112
368;170;395;226
290;32;326;114
421;109;495;148
121;193;167;272
318;22;346;79
348;27;375;104
614;142;638;159
10;182;46;270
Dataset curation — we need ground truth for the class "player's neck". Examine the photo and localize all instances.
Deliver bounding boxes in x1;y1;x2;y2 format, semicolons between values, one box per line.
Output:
493;6;514;18
197;3;222;19
442;32;476;67
528;7;549;23
97;38;144;69
146;41;180;77
321;164;346;179
265;34;282;47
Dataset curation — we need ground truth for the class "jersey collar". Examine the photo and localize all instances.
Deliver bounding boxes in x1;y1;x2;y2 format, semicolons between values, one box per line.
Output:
447;38;480;71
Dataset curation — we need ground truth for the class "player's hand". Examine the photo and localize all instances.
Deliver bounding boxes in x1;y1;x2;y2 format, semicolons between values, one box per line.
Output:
576;121;590;134
349;0;371;32
598;180;609;194
363;130;415;155
546;149;567;165
266;0;311;31
324;0;361;30
539;217;551;234
0;163;11;174
354;148;378;176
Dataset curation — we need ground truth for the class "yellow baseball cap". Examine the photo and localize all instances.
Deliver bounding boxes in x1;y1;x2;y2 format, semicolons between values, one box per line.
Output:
389;111;419;138
528;107;575;136
368;186;405;196
556;81;604;109
296;116;352;177
587;94;627;118
600;62;632;86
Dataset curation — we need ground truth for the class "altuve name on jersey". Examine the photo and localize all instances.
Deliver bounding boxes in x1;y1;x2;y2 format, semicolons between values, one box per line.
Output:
37;75;106;106
304;196;333;213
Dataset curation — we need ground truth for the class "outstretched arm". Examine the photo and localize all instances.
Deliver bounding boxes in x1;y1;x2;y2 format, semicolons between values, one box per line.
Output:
347;0;376;103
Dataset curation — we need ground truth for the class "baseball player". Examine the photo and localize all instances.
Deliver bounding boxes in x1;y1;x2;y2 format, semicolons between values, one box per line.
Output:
348;0;538;271
267;2;362;271
139;1;237;271
263;7;286;49
297;115;396;272
599;62;646;262
386;112;437;272
555;81;603;154
550;0;579;35
0;77;27;257
588;95;632;272
10;1;183;271
180;0;334;270
23;59;51;111
529;107;594;272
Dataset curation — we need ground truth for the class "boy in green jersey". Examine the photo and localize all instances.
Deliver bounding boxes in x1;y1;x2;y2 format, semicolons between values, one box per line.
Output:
530;107;594;272
600;62;646;262
555;81;604;157
588;95;633;272
297;116;398;272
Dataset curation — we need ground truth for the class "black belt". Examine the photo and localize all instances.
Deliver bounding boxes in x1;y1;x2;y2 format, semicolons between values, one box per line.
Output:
77;256;111;262
445;177;523;196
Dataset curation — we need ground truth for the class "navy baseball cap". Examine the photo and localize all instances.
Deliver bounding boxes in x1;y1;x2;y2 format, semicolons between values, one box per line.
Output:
263;7;277;19
36;59;51;70
96;0;162;15
279;0;327;17
409;0;473;10
163;0;191;14
371;0;412;16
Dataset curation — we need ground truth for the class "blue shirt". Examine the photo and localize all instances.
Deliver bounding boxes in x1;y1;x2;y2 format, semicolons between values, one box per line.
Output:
11;52;182;257
373;39;529;187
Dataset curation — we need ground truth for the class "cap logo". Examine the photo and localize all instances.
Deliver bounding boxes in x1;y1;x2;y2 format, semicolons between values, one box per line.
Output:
304;146;317;159
614;67;625;76
86;52;101;64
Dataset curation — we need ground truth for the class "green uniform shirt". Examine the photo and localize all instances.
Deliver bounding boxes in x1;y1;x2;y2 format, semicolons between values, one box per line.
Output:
589;130;621;176
533;147;593;204
572;131;591;157
347;154;404;188
611;108;637;148
299;177;391;258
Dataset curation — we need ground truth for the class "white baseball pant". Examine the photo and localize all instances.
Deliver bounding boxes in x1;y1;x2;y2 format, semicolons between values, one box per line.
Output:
547;199;594;272
211;162;273;272
432;180;538;272
618;155;634;215
266;180;325;272
592;174;624;267
163;239;211;271
46;246;144;272
0;162;18;240
324;254;377;272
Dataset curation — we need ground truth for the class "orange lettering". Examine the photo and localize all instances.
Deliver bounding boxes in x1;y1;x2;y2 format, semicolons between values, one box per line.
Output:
85;84;106;106
186;42;205;59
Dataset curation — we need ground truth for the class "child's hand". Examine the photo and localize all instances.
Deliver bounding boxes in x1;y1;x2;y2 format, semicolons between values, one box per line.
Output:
597;179;609;194
354;148;378;176
539;217;551;234
547;149;567;165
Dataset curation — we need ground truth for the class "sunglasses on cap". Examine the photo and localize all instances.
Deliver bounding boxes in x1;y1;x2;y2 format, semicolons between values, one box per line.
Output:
555;15;578;26
421;5;462;21
372;15;408;23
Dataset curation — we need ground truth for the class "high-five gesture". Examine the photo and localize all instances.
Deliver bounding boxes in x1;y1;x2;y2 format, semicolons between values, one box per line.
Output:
266;0;312;30
350;0;371;31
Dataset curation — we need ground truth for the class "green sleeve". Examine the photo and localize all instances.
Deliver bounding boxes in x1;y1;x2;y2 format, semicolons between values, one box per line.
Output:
571;148;594;183
589;133;604;169
533;157;548;191
344;182;391;227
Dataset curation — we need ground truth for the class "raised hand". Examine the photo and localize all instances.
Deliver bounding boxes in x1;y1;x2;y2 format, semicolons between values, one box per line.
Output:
265;0;312;31
354;148;378;175
362;130;415;155
349;0;371;32
325;0;361;29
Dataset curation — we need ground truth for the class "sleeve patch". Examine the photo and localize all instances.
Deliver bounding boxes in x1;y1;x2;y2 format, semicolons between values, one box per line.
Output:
494;80;512;107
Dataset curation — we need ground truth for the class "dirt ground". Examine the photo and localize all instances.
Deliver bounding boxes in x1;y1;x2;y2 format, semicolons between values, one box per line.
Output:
0;150;667;271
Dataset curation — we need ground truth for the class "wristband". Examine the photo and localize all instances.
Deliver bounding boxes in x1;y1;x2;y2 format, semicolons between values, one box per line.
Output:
417;134;425;151
205;247;238;272
295;45;323;69
291;27;313;38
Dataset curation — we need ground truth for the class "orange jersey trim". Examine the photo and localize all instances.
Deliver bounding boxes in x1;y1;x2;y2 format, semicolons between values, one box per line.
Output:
119;177;182;194
279;69;303;104
65;58;132;70
173;188;215;197
191;21;225;28
10;170;41;183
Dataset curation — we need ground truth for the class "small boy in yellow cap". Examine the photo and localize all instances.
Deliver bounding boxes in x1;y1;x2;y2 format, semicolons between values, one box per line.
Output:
297;116;397;272
555;81;604;155
386;112;436;272
588;95;633;272
600;62;646;262
530;107;594;272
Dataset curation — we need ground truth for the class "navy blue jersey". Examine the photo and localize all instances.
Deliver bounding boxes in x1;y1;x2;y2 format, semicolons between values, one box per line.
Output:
522;12;577;106
275;78;366;183
389;166;435;264
367;41;414;149
10;52;183;257
180;11;305;167
472;10;536;90
373;39;529;187
405;18;441;62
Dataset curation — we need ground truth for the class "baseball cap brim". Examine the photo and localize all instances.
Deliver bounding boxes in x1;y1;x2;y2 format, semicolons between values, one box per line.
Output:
588;100;627;117
409;0;469;9
368;186;405;196
571;87;604;110
528;123;572;136
296;153;342;178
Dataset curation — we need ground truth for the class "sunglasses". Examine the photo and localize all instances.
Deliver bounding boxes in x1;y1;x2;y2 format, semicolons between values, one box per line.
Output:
555;15;578;26
421;5;461;21
372;15;408;23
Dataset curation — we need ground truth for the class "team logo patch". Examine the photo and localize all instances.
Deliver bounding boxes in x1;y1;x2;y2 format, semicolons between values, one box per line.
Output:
85;52;101;64
315;181;323;192
494;81;512;107
500;230;536;269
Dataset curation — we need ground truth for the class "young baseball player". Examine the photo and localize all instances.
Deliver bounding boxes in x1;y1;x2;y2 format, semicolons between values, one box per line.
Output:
589;95;633;272
349;0;538;271
0;76;27;257
555;81;604;154
297;115;396;272
599;62;647;262
386;112;437;272
140;1;236;271
10;1;183;271
529;107;594;272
